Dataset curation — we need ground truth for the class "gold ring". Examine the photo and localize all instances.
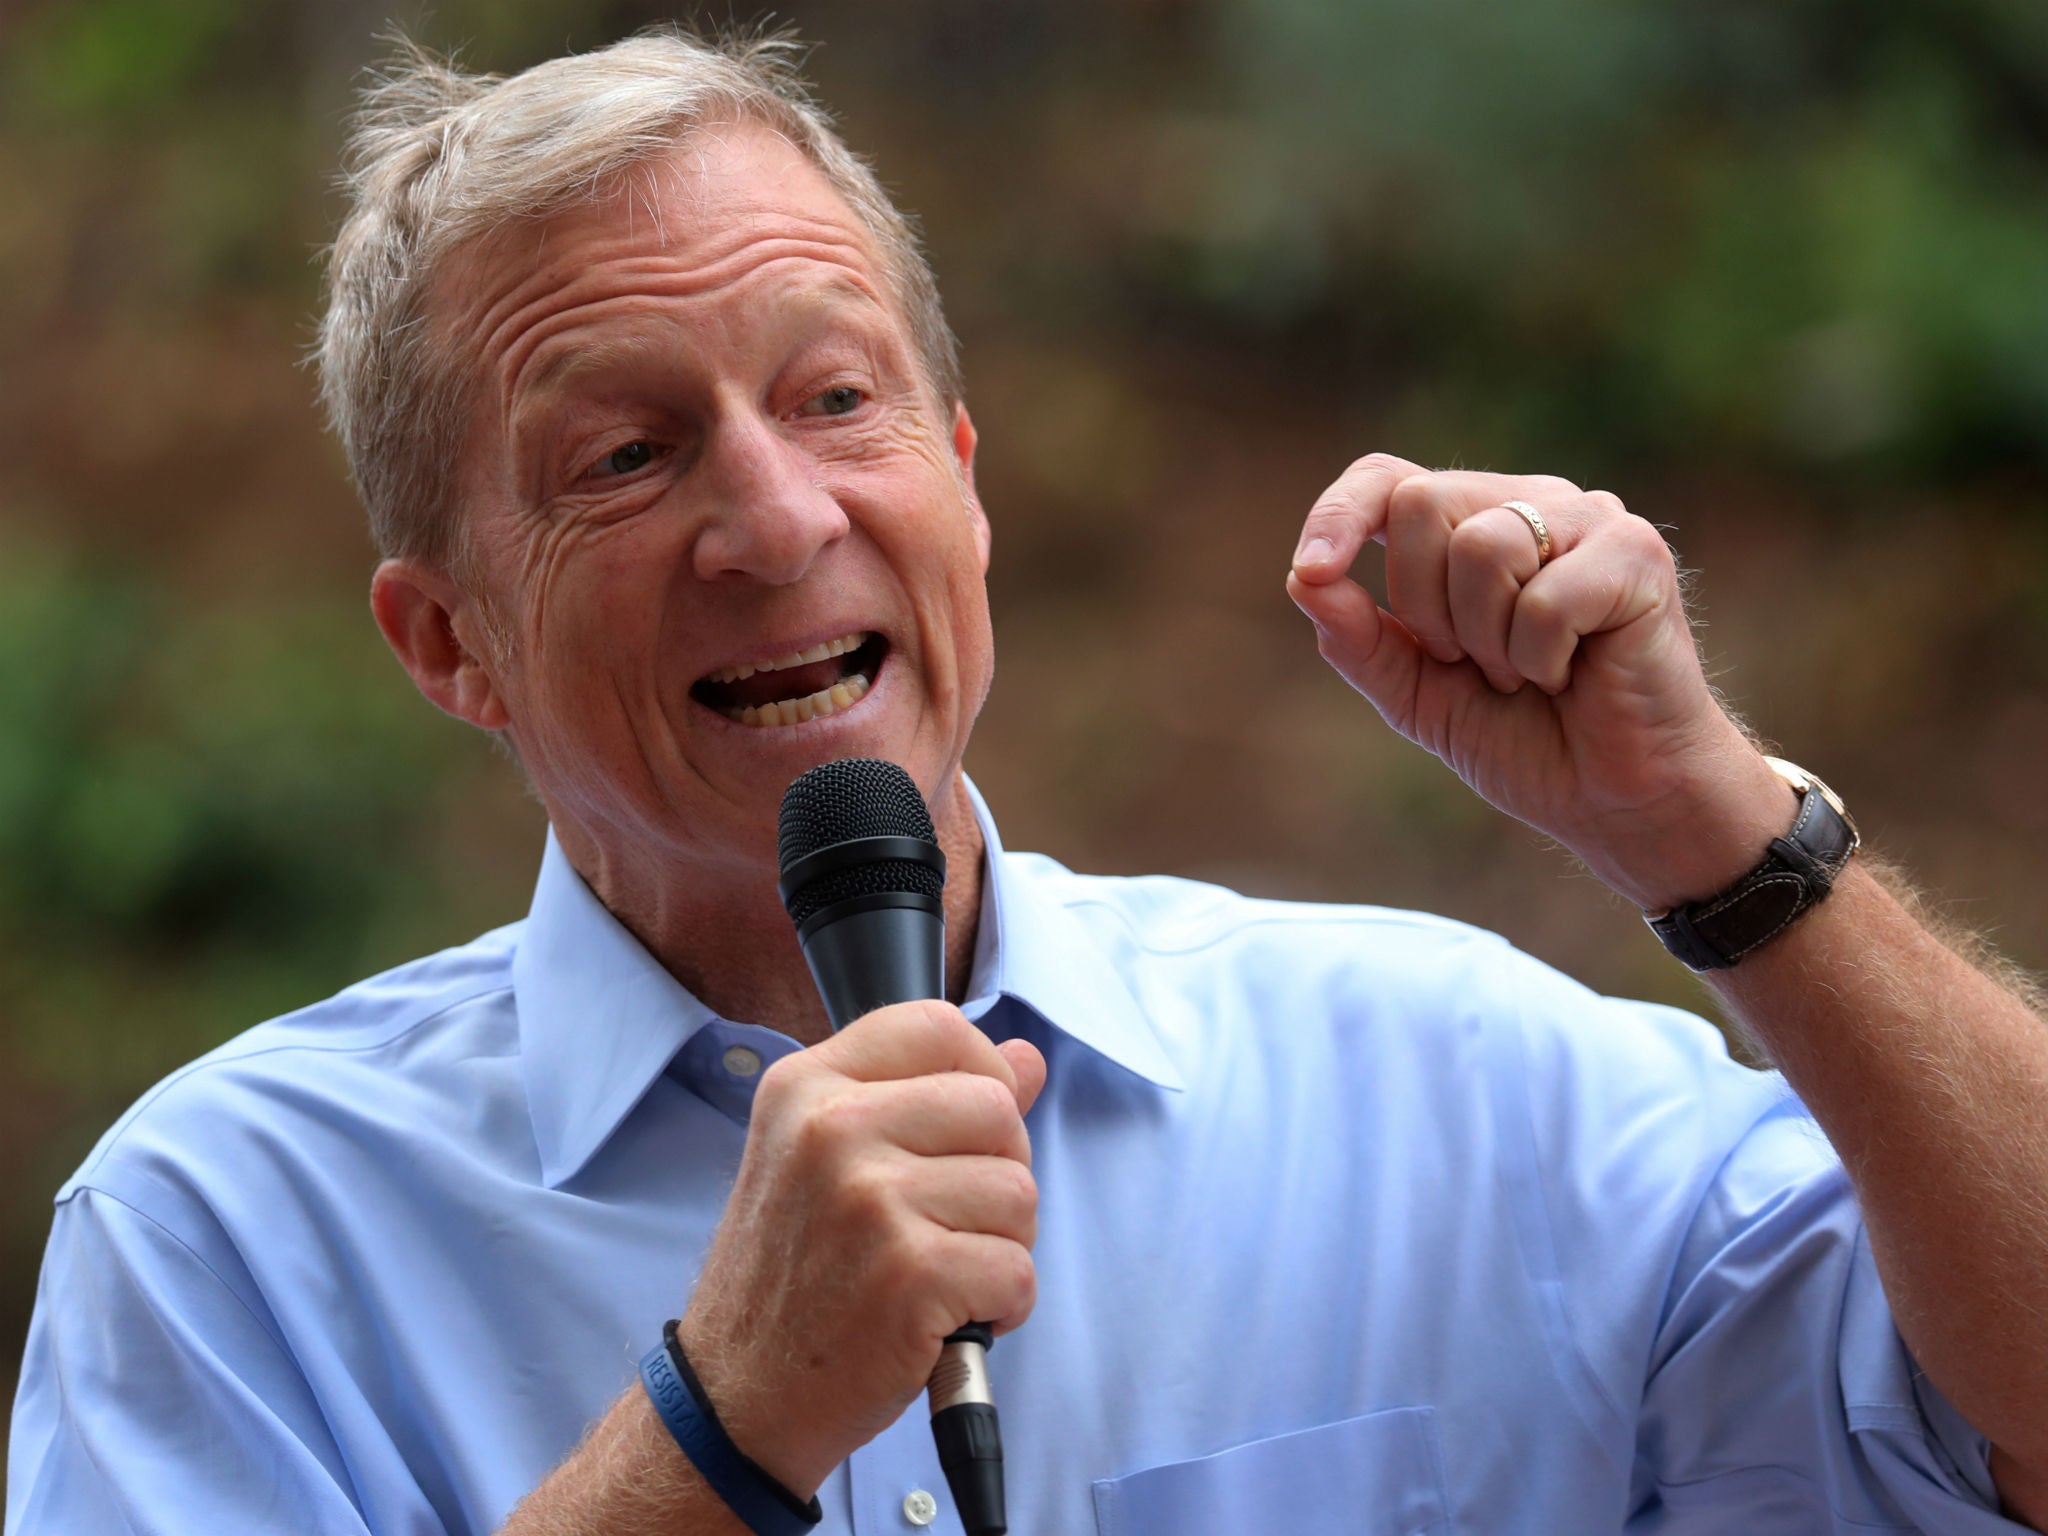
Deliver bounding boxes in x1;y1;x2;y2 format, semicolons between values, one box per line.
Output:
1501;499;1553;565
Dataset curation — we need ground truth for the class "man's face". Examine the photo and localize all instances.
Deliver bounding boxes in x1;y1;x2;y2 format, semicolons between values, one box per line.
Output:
437;121;993;878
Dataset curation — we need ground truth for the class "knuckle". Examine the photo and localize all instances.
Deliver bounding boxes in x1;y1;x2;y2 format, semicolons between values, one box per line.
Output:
1447;512;1513;559
997;1245;1038;1315
941;1002;986;1053
970;1064;1011;1114
755;1067;825;1142
791;1085;865;1161
752;1054;800;1112
1530;473;1582;499
883;1228;944;1301
999;1158;1038;1212
838;1159;896;1227
766;1040;826;1087
1388;472;1436;517
973;1162;1037;1246
965;1070;1015;1117
1302;495;1351;528
878;998;960;1062
1616;514;1675;565
1585;488;1628;517
1517;582;1568;634
1301;502;1351;532
905;997;959;1037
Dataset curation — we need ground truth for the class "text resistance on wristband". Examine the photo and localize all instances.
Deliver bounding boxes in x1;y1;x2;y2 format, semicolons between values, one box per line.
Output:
639;1320;823;1535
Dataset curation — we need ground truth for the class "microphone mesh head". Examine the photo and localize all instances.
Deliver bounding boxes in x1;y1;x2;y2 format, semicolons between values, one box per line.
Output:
778;758;944;926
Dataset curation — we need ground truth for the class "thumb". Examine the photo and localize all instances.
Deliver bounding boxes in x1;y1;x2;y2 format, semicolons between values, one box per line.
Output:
997;1038;1048;1118
1286;570;1427;731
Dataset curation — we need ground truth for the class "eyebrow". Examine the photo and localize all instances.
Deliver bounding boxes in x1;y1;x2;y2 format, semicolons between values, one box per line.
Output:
518;279;895;404
522;332;668;401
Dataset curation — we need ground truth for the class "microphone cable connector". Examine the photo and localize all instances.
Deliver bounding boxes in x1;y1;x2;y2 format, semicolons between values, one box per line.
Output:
928;1322;1005;1535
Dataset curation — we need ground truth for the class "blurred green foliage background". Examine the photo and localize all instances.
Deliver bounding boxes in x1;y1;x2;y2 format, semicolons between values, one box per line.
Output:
4;0;2047;1472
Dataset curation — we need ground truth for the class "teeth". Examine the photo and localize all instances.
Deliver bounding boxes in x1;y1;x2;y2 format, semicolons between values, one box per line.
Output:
726;672;870;727
708;631;868;685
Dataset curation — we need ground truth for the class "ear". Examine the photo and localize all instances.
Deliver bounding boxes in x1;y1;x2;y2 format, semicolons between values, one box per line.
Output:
369;559;512;732
951;402;991;573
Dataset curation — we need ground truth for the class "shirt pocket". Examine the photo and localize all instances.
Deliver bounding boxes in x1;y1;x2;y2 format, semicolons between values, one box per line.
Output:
1091;1406;1451;1536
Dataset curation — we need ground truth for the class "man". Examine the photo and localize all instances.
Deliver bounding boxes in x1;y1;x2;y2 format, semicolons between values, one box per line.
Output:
9;26;2048;1536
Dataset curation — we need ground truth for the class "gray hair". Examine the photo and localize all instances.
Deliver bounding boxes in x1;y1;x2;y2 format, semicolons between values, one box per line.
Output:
315;26;962;569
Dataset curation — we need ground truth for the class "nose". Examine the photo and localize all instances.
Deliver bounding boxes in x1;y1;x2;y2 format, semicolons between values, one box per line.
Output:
690;408;850;585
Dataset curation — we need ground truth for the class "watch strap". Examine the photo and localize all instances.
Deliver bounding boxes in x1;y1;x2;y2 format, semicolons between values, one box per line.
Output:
1647;780;1857;971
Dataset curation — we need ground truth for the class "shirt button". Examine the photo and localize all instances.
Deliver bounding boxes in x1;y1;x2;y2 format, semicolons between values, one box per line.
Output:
721;1045;762;1078
902;1489;938;1526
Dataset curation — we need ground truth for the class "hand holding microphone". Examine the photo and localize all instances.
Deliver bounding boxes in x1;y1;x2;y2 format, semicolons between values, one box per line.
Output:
673;761;1038;1532
777;758;1018;1535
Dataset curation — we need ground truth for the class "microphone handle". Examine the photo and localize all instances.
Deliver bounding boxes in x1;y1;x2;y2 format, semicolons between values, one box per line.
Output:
796;897;1008;1535
797;895;945;1031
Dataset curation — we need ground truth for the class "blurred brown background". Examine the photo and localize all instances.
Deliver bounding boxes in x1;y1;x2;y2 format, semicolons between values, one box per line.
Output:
4;0;2047;1477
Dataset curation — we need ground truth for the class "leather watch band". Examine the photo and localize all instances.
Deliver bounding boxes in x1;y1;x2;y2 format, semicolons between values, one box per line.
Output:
1646;761;1860;972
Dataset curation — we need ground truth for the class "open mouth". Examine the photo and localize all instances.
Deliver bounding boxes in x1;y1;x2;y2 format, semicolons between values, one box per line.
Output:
689;630;889;727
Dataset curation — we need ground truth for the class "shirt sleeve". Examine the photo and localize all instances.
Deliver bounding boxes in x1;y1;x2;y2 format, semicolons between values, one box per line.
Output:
7;1186;376;1536
1489;961;2027;1534
1631;1096;2029;1533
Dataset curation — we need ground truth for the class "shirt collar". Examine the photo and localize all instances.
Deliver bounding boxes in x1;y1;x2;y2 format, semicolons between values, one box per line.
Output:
514;833;720;1188
959;779;1185;1095
515;778;1182;1187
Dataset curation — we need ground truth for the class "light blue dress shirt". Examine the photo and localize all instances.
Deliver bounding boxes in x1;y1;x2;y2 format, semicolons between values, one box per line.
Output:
8;785;2024;1535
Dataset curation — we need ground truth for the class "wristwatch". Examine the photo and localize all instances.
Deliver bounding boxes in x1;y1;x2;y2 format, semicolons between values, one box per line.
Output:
1645;758;1860;972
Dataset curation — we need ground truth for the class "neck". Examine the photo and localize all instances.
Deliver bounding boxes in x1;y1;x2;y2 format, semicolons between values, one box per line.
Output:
554;775;987;1048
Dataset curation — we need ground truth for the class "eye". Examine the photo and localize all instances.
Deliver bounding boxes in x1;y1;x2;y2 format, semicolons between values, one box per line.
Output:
800;385;865;418
600;441;656;477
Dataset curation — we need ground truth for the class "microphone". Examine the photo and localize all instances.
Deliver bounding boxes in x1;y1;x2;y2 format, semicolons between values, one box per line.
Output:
777;759;1008;1536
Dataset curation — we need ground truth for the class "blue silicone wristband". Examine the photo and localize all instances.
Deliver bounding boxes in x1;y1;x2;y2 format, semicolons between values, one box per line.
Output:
639;1322;822;1535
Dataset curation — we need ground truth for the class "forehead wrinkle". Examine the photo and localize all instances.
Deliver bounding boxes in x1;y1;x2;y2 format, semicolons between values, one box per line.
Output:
502;262;896;422
435;141;899;469
474;195;878;332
